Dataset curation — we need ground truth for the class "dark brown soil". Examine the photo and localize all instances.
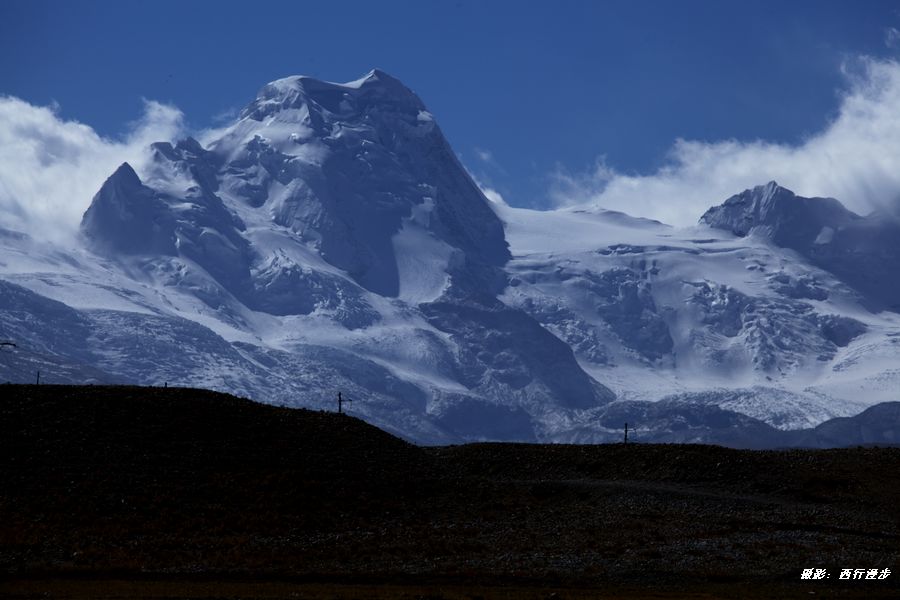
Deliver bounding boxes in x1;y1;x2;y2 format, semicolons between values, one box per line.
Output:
1;384;898;599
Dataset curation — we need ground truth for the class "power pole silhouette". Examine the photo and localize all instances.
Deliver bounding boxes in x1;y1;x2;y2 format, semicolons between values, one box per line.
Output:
337;391;352;414
624;422;629;445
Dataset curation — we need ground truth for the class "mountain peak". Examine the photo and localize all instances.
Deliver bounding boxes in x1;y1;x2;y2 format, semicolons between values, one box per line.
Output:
264;68;399;91
749;180;790;203
700;182;859;249
350;68;403;87
240;69;423;122
81;162;177;256
108;162;142;189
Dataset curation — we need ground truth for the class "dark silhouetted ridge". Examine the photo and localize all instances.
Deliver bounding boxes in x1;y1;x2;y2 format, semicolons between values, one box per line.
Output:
2;384;427;480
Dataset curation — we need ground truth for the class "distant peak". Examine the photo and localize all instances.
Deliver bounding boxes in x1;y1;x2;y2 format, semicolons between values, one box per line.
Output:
175;136;205;154
340;68;414;97
700;181;857;242
108;162;142;187
763;180;780;190
742;180;792;200
258;69;412;98
756;180;790;194
708;181;796;212
351;68;403;86
241;70;422;121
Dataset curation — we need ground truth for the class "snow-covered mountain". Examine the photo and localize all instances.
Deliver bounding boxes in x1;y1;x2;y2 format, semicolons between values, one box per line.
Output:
497;186;900;434
700;181;900;312
2;71;898;445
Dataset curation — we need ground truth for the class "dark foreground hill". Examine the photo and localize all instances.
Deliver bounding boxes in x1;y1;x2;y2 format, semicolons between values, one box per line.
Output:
1;385;899;599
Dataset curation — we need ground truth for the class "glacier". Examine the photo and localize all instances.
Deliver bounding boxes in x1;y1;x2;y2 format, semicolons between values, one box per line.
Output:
2;70;899;446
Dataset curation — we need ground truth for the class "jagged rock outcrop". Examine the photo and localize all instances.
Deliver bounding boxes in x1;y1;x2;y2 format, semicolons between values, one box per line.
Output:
702;181;900;311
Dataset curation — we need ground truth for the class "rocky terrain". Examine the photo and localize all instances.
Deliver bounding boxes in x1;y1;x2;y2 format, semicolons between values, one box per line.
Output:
2;384;898;598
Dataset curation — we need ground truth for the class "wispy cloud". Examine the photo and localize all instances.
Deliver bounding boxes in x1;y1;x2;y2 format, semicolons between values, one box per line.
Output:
464;165;508;207
475;147;494;164
211;106;239;124
0;97;184;243
473;146;509;176
480;186;508;206
551;57;900;226
886;27;900;49
466;147;509;207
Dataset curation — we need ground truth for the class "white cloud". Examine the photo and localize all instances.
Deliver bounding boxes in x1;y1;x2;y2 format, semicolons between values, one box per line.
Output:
481;186;508;206
552;57;900;227
0;97;184;243
465;168;508;207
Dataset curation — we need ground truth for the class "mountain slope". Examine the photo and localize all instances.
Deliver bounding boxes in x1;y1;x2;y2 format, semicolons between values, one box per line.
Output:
702;181;900;311
2;70;613;443
1;73;899;445
496;198;900;432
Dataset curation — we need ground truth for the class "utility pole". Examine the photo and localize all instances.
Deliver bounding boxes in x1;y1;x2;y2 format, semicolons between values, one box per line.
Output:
337;391;351;414
35;370;40;385
624;422;628;445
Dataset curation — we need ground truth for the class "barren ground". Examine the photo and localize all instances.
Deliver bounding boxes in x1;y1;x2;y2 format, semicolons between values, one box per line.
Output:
2;385;898;599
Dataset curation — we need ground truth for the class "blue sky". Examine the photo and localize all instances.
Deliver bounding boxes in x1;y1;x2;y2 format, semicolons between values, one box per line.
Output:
3;0;900;227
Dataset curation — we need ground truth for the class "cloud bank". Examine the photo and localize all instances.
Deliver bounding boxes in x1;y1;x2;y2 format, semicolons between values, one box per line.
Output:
0;97;184;243
552;58;900;226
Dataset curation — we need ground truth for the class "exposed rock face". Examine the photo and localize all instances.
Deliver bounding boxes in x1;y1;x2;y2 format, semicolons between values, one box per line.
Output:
81;163;178;256
702;181;900;311
700;181;859;249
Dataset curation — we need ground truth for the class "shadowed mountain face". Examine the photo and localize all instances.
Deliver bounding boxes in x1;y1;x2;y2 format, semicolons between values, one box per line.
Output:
83;160;254;295
700;181;859;247
81;163;179;256
702;181;900;311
